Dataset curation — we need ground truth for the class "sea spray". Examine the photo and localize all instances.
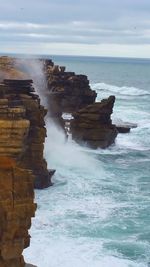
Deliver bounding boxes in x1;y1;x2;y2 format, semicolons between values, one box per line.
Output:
23;56;150;267
15;58;49;108
91;82;150;97
44;120;101;173
15;58;100;172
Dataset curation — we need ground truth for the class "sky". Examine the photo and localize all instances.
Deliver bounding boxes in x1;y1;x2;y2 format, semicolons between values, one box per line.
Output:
0;0;150;58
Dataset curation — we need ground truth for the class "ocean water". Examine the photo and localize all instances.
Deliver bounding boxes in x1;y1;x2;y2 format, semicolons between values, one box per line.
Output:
24;56;150;267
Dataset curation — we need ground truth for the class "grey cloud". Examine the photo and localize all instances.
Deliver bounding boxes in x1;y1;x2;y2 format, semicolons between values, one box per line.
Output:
0;23;150;45
1;0;150;23
0;0;150;48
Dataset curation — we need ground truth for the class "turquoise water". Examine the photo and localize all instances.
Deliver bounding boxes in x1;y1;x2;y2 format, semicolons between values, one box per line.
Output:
24;56;150;267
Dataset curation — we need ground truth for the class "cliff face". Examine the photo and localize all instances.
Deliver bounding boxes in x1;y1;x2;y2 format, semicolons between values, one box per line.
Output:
0;89;36;266
44;60;97;113
0;165;36;267
70;96;118;149
0;78;53;267
1;79;54;189
0;56;55;188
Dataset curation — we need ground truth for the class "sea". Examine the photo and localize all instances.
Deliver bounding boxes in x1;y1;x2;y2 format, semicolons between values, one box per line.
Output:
23;55;150;267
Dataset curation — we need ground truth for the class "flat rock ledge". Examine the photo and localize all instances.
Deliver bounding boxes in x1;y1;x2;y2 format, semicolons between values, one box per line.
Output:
25;264;37;267
116;122;137;133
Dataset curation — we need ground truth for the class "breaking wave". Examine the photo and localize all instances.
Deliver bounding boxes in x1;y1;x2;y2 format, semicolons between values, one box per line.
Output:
91;82;150;97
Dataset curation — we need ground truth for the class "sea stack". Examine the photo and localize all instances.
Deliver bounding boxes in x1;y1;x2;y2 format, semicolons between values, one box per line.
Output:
70;96;118;149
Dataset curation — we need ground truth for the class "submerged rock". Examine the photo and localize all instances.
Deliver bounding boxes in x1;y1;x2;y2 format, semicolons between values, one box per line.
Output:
71;96;118;149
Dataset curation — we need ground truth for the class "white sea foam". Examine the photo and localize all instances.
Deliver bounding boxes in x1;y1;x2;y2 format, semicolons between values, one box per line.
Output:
91;82;150;97
23;60;149;267
24;119;149;267
44;120;101;173
24;236;146;267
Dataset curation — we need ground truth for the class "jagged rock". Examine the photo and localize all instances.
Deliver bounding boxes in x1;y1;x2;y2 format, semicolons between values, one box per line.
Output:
44;60;97;113
71;96;118;149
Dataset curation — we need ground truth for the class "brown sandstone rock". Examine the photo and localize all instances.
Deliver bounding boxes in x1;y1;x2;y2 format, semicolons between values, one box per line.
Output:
0;77;54;267
0;164;36;267
0;56;27;81
0;79;54;189
44;60;97;114
71;96;118;149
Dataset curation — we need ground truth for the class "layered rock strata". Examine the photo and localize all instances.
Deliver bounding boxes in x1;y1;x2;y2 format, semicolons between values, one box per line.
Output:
0;56;96;130
0;78;55;266
1;79;54;189
45;61;97;113
70;96;118;149
0;88;36;266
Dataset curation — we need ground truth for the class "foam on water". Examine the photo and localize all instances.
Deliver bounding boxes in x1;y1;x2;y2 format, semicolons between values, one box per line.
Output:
24;58;150;267
24;120;150;267
91;82;150;97
24;235;146;267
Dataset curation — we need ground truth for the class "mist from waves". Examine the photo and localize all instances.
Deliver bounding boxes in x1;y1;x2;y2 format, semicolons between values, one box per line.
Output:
14;57;49;109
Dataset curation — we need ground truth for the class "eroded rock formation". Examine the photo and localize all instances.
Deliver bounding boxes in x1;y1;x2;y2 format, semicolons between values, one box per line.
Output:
0;84;36;266
1;79;54;189
45;60;97;113
0;78;56;267
70;96;118;149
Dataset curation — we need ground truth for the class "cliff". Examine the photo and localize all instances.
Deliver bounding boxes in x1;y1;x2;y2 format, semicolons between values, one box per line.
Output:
1;79;54;189
0;78;54;267
0;87;36;266
44;60;97;113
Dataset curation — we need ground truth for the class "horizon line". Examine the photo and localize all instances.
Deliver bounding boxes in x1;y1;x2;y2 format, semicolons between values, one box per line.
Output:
1;51;150;61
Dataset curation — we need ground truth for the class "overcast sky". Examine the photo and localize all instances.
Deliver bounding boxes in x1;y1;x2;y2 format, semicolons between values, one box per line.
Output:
1;0;150;58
